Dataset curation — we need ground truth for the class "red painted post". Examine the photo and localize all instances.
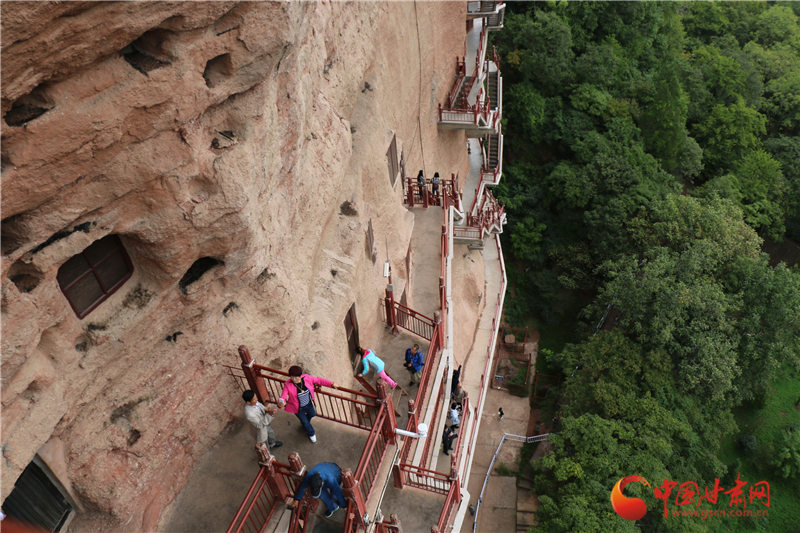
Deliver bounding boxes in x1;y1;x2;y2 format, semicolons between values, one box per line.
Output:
422;181;429;208
407;177;415;207
385;289;394;330
262;450;293;503
377;379;397;445
342;468;367;526
385;288;398;336
256;442;272;464
289;452;304;476
392;463;404;490
433;311;443;348
239;345;269;404
408;399;417;431
390;514;403;533
438;103;443;122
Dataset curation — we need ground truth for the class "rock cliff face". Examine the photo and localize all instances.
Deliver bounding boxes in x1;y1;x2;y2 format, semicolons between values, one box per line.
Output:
1;2;470;530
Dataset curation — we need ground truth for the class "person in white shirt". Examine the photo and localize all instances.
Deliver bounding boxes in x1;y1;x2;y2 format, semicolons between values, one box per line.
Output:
243;390;283;449
449;402;461;429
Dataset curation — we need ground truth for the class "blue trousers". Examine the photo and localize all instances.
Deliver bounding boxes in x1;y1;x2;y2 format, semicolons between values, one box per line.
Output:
295;402;317;437
316;484;345;512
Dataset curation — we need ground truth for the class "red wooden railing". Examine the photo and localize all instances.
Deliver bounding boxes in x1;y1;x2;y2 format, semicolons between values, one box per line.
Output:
397;463;451;494
437;480;461;532
421;363;449;468
354;403;390;504
343;401;391;532
227;349;381;431
226;456;305;533
448;57;467;109
374;515;404;533
393;301;435;340
461;25;486;107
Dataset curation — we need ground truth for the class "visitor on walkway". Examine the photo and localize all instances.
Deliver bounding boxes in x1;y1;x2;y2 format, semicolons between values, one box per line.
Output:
431;172;441;199
451;365;461;395
356;347;397;388
416;170;426;200
277;365;339;443
442;425;457;456
404;343;424;386
242;390;283;450
290;462;346;518
451;381;464;407
449;402;461;429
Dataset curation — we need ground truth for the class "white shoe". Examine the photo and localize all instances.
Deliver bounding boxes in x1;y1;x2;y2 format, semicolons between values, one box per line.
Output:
310;435;317;443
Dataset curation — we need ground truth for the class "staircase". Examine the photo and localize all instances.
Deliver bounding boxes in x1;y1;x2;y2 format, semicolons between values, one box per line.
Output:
486;69;499;112
485;2;506;30
458;76;472;108
486;133;499;174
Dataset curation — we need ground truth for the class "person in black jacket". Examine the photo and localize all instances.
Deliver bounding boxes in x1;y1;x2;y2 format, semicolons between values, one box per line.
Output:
442;425;457;456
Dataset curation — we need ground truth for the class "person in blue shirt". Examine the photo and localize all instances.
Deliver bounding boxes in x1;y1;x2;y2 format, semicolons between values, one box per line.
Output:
290;462;346;518
404;343;424;386
356;347;397;388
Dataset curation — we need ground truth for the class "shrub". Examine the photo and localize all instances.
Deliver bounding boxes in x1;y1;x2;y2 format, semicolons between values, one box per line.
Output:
770;426;800;479
737;434;758;453
495;462;515;477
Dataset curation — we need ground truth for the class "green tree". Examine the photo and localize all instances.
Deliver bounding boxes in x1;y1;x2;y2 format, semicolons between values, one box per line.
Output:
734;150;786;238
771;427;800;479
693;98;766;173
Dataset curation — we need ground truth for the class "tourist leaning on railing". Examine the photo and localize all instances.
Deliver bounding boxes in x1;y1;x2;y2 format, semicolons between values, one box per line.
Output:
277;365;339;443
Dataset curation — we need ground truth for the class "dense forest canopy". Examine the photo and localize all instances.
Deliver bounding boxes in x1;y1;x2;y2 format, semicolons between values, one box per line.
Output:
492;2;800;531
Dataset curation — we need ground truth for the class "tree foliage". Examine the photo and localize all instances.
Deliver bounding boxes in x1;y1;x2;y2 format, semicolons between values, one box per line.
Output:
493;5;800;528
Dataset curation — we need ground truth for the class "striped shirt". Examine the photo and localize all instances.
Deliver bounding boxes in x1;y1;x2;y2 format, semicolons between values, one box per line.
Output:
296;378;311;407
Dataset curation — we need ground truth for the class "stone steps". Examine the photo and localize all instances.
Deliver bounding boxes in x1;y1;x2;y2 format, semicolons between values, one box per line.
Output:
516;478;539;532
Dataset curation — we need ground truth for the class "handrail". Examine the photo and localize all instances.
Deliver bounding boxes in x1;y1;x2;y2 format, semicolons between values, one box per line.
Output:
437;481;460;531
353;403;390;508
421;363;448;468
248;363;381;431
396;463;451;494
448;57;467;109
393;301;435;340
226;460;303;533
393;301;434;324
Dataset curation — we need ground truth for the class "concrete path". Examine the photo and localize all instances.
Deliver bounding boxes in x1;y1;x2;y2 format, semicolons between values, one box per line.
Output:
462;138;483;217
459;388;530;533
465;19;485;107
406;206;445;315
161;403;369;532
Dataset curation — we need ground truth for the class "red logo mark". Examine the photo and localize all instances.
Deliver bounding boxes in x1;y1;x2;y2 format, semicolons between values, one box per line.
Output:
611;475;650;521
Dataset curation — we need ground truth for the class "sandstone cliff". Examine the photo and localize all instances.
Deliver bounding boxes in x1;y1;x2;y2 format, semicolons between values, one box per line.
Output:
1;2;470;530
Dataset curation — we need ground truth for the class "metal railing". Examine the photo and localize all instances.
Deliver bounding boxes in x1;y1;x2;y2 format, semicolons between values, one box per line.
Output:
472;432;549;532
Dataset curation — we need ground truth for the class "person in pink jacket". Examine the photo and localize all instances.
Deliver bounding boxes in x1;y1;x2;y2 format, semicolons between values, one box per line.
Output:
277;365;339;443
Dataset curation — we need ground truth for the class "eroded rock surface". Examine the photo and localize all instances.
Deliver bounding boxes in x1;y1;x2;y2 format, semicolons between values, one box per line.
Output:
1;1;470;530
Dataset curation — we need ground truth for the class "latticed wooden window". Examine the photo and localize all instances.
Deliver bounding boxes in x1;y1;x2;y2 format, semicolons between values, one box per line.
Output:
57;235;133;318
